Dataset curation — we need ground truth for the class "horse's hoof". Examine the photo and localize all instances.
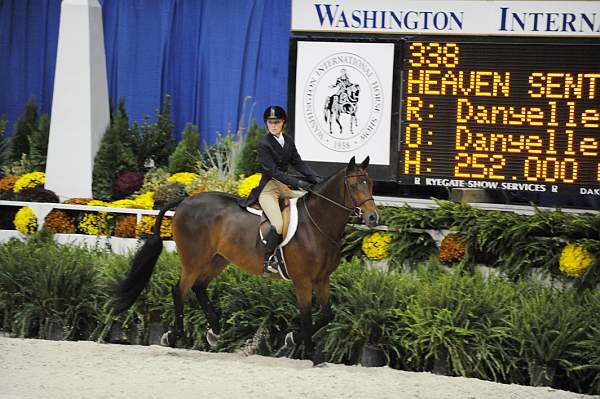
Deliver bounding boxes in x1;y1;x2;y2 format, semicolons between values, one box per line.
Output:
304;350;314;362
160;331;175;347
274;344;293;358
312;346;331;366
206;328;220;348
274;332;296;358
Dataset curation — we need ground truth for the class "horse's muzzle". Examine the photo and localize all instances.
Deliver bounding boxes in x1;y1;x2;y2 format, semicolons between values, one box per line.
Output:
363;212;379;227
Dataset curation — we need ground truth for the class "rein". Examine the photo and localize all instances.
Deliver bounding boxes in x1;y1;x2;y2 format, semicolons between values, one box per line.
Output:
302;173;375;246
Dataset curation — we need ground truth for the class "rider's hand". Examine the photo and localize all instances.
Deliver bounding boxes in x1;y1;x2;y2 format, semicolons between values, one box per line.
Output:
297;180;312;190
315;176;324;184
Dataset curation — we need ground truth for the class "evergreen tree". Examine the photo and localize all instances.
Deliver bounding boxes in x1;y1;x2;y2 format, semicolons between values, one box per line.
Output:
92;99;137;200
235;119;263;177
0;115;8;174
0;116;6;137
137;95;176;169
29;113;50;171
10;97;38;162
168;123;201;173
116;99;140;159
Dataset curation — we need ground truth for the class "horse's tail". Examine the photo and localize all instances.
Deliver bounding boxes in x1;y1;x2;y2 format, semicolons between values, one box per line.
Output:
111;199;183;314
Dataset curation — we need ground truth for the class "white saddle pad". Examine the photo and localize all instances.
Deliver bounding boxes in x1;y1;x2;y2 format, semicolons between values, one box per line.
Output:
245;197;300;247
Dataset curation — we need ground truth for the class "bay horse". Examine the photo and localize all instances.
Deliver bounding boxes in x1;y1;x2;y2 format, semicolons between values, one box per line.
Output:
112;156;378;362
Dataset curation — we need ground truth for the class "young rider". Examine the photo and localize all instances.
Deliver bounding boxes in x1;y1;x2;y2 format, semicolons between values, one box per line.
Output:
239;105;320;277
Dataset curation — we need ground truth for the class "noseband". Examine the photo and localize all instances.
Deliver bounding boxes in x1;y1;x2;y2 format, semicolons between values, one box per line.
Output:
303;173;375;246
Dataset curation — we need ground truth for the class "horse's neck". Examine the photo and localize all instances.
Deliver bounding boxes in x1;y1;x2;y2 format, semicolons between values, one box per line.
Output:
303;175;350;240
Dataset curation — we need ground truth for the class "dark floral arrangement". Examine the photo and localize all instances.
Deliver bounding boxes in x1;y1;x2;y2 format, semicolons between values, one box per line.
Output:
112;171;144;199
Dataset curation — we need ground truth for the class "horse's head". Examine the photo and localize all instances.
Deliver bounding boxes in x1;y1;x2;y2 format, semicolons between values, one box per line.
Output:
345;156;378;227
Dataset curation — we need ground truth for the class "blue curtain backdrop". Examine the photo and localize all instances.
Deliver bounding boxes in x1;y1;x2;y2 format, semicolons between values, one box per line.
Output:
0;0;291;144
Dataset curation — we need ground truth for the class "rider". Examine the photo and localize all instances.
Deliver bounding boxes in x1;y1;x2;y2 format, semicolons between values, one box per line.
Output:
330;68;351;97
239;105;321;277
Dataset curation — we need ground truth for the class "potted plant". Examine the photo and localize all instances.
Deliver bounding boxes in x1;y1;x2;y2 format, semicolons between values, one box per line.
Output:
505;288;587;387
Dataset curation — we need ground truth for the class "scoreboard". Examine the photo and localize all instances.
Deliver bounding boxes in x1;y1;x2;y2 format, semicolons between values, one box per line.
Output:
399;40;600;195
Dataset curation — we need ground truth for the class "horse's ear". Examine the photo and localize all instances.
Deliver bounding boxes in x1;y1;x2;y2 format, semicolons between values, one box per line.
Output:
347;156;356;171
360;156;370;169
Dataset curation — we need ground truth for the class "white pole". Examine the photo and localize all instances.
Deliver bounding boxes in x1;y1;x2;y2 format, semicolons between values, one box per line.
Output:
45;0;109;200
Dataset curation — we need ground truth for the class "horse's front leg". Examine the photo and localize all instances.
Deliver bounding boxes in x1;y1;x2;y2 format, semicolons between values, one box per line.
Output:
310;278;334;365
313;278;333;335
294;279;315;360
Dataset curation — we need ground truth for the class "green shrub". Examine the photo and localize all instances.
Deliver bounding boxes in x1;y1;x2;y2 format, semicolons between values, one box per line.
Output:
398;264;517;380
153;182;187;209
189;166;239;194
234;120;263;178
29;113;50;171
504;288;589;387
92;99;138;200
0;236;598;395
168;123;201;173
137;167;171;194
0;234;103;339
136;95;175;169
209;267;298;353
323;258;417;365
0;115;9;174
9;97;37;163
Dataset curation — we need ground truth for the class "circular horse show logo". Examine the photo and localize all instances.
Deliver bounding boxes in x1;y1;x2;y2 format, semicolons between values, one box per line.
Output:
302;52;383;152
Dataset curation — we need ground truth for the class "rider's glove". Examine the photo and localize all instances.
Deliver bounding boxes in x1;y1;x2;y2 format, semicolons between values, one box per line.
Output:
297;180;312;190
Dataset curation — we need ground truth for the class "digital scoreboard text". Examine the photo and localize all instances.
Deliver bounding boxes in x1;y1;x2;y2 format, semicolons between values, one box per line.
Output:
399;40;600;196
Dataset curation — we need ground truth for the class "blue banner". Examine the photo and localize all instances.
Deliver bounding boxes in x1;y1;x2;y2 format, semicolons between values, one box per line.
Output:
0;0;291;144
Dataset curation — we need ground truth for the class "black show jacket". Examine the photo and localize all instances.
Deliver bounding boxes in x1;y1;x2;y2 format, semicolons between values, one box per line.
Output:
238;132;319;207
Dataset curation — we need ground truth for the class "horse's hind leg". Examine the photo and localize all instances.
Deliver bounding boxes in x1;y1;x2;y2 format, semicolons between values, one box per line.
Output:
192;255;228;347
161;279;187;347
162;252;215;347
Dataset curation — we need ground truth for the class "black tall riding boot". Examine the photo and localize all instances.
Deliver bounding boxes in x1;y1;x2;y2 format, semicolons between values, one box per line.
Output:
262;227;282;277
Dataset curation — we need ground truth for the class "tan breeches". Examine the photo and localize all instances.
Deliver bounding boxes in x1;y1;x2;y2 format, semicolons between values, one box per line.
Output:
258;179;303;234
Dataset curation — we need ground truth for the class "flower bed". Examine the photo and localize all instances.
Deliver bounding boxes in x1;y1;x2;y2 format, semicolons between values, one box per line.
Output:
343;200;600;289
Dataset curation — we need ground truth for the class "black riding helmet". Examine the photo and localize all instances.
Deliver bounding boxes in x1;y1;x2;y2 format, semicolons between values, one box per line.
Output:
263;105;287;122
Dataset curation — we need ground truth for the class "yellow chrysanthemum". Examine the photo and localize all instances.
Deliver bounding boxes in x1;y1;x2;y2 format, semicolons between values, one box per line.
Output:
559;243;595;278
13;172;45;192
79;200;113;236
79;212;113;236
110;199;138;209
238;173;262;197
14;207;37;235
136;215;173;239
131;191;155;210
362;231;393;261
166;172;198;186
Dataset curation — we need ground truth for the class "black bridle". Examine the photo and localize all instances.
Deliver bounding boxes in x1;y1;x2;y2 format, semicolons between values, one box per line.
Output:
302;173;375;246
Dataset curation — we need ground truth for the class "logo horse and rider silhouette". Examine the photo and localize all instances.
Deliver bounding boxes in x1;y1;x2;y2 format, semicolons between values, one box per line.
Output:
324;68;360;135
